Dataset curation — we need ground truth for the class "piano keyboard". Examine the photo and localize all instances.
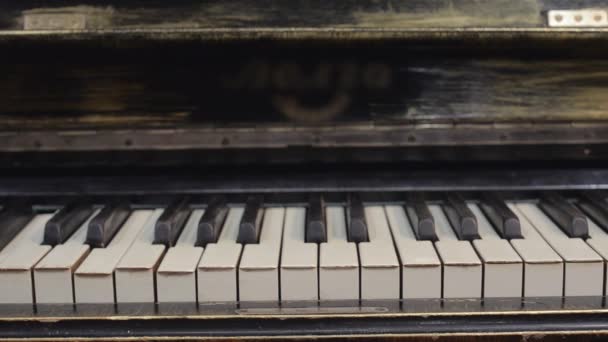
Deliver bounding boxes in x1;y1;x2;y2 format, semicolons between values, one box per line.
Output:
1;192;608;304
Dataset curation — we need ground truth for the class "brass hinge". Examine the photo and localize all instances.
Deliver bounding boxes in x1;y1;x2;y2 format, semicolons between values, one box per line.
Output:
548;9;608;27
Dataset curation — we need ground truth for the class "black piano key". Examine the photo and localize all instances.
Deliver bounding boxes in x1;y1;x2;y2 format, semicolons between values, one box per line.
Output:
86;202;131;248
405;193;436;241
347;194;369;243
196;196;229;246
0;203;34;252
237;196;263;244
442;193;479;240
44;202;95;246
154;197;192;246
306;194;326;243
539;193;588;238
479;193;522;239
577;191;608;232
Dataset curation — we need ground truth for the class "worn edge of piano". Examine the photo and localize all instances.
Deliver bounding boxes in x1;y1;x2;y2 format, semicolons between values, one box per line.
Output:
0;122;607;152
0;298;606;339
6;28;608;42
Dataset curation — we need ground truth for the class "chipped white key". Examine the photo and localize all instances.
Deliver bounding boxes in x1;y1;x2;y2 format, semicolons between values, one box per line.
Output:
239;207;284;302
115;209;165;303
430;205;481;299
197;207;243;302
0;214;53;303
508;203;563;297
517;203;603;296
34;209;98;304
157;209;205;303
280;207;318;301
74;210;152;303
358;206;399;300
469;204;522;298
319;206;359;300
386;205;441;299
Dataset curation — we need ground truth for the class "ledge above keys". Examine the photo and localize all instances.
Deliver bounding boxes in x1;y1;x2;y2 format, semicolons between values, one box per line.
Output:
3;0;608;41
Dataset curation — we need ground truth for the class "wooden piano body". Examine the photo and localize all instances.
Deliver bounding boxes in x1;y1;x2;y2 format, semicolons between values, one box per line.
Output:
1;0;608;340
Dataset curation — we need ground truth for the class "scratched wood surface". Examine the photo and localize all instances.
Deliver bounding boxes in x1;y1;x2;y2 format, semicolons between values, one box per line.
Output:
1;41;608;130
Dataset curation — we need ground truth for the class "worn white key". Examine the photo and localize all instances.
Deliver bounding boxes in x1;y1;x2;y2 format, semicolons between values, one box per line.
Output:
430;205;481;299
197;207;244;302
468;204;522;298
157;209;205;303
115;209;165;303
74;210;152;303
319;206;359;300
0;214;53;303
517;203;603;296
585;218;608;295
239;207;284;302
34;209;98;304
280;207;317;301
358;206;399;300
508;203;563;297
386;205;441;299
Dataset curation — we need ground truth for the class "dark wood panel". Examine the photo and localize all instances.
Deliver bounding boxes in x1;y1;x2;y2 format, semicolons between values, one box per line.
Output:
1;47;608;129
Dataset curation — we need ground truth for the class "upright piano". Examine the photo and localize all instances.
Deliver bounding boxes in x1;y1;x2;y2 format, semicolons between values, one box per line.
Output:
1;0;608;340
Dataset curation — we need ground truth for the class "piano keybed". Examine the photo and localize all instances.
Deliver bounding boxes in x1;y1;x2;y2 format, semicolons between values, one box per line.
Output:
0;192;608;305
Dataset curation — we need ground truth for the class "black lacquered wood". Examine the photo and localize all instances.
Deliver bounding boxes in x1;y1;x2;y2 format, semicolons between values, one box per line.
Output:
86;202;131;248
43;202;94;246
442;193;479;240
539;192;588;238
577;191;608;233
154;197;192;246
405;193;436;241
237;196;264;244
306;194;326;243
347;193;369;243
479;193;522;239
0;203;34;252
196;196;229;246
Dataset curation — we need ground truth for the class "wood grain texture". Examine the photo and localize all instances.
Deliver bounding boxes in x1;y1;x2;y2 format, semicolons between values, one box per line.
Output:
2;50;608;129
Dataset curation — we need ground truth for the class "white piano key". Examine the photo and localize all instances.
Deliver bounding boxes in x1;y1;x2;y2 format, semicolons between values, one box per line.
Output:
468;204;522;298
0;214;53;303
319;206;359;300
34;209;98;304
197;207;244;302
74;210;152;303
385;205;441;299
585;218;608;295
280;207;318;301
239;207;284;302
508;203;563;297
157;209;205;303
516;202;603;296
358;206;399;300
430;205;482;299
115;209;165;303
